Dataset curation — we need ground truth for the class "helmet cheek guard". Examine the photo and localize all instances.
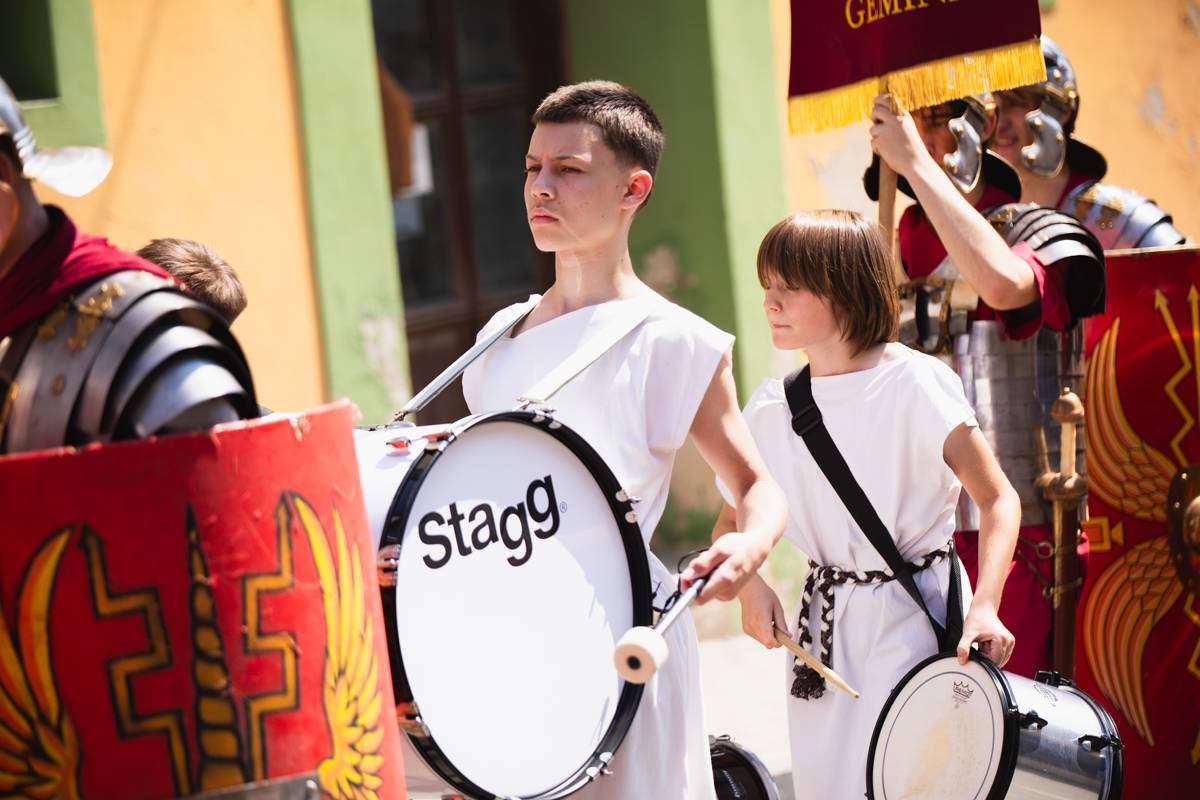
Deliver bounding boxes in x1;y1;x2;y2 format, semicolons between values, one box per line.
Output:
943;96;994;195
1020;107;1068;178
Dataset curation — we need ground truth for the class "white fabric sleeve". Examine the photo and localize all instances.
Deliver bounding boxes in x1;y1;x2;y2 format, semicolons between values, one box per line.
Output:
645;310;735;454
915;356;978;453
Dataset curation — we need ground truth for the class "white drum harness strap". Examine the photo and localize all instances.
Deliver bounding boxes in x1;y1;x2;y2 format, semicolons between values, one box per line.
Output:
395;296;654;420
782;366;964;700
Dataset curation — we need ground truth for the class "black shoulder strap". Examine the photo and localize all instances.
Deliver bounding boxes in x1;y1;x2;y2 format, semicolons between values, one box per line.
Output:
782;366;962;651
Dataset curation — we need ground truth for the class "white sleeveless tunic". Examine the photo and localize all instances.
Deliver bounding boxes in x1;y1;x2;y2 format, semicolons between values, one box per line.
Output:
720;344;977;800
464;292;732;799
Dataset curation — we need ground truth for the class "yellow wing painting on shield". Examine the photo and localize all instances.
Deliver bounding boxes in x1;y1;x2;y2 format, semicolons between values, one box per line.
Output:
1085;315;1200;763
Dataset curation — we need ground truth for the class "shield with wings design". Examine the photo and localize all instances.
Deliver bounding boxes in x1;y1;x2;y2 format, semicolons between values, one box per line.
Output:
1080;246;1200;796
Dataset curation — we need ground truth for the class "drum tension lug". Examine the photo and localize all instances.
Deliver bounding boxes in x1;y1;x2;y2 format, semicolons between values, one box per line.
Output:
376;544;400;588
585;752;615;780
1078;733;1123;752
396;702;430;736
1015;709;1049;730
1034;670;1076;688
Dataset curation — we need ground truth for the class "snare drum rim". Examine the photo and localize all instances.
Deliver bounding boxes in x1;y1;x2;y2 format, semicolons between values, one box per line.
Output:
865;651;1020;800
379;410;654;800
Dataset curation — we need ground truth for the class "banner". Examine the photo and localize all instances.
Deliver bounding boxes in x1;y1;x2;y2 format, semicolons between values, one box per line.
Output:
788;0;1045;133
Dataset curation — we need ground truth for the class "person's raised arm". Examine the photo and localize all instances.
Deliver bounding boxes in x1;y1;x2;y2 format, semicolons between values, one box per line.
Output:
869;95;1038;311
680;351;787;602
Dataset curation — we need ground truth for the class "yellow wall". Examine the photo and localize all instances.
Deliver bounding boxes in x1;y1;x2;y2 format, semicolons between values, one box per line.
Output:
772;0;1200;239
1042;0;1200;239
44;0;326;412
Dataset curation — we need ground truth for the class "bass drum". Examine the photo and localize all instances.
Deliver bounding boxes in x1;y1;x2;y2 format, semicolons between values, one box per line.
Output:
354;411;652;799
868;652;1123;799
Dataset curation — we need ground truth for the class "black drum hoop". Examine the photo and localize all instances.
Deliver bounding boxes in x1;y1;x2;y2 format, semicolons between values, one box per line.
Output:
378;410;653;800
865;651;1021;800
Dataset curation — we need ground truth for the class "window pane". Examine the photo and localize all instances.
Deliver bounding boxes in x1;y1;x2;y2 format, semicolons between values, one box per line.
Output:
454;0;517;87
0;0;58;101
372;0;438;94
394;120;455;308
464;108;535;295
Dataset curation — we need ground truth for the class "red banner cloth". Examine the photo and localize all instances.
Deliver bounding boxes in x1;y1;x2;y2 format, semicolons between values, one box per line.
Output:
788;0;1042;98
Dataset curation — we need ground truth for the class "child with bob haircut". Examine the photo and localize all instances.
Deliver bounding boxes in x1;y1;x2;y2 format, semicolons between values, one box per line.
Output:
702;210;1020;799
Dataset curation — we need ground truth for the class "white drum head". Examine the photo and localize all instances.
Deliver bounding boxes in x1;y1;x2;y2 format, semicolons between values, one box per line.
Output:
870;655;1010;799
390;416;644;797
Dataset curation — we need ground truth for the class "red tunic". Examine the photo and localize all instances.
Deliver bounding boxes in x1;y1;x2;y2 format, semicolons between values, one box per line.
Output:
0;206;172;340
897;185;1082;677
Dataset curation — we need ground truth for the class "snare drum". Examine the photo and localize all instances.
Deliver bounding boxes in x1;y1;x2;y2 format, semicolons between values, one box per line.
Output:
354;411;652;799
868;653;1123;799
709;735;780;800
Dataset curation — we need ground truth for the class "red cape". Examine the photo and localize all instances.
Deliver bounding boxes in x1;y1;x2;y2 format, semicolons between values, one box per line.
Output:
0;206;172;339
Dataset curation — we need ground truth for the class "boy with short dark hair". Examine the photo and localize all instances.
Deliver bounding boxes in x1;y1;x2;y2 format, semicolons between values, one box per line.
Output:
463;80;787;799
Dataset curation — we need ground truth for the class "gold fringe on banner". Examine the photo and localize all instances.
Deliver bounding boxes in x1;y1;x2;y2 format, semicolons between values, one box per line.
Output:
788;38;1047;135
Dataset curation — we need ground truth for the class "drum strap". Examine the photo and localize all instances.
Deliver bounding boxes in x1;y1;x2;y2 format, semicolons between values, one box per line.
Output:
517;299;654;406
782;365;964;652
393;297;540;420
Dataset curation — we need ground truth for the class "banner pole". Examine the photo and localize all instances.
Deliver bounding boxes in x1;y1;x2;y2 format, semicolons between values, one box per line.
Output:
877;89;905;286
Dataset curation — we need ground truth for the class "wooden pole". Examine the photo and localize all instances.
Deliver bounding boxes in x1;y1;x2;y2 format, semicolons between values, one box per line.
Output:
876;90;906;287
1046;388;1087;677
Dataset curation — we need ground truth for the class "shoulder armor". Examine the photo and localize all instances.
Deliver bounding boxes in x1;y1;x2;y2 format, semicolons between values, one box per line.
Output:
987;203;1106;320
2;270;257;453
1061;180;1186;250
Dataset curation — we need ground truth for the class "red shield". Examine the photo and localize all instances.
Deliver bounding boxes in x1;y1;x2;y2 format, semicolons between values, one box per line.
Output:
1081;246;1200;795
0;402;405;798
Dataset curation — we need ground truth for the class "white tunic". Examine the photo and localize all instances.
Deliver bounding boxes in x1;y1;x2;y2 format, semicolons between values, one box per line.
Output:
464;292;733;800
720;344;976;800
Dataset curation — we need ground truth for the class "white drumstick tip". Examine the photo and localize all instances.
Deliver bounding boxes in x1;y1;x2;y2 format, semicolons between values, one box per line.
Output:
614;625;669;684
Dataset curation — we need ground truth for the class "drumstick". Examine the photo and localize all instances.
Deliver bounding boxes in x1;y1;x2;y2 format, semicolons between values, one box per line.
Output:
772;625;860;699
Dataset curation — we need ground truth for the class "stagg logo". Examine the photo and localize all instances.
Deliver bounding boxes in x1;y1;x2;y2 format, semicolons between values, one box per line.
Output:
418;475;561;568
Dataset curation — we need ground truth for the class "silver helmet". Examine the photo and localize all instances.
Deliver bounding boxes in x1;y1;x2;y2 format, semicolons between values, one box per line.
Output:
864;94;1019;203
0;74;112;196
1009;36;1106;180
943;94;997;194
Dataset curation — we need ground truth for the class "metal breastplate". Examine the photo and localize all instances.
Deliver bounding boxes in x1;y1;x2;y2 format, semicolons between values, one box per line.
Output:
900;280;1085;529
955;321;1086;529
899;204;1103;529
0;270;258;454
1061;180;1187;250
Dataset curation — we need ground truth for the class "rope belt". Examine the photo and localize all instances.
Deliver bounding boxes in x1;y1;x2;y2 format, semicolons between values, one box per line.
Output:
791;544;951;700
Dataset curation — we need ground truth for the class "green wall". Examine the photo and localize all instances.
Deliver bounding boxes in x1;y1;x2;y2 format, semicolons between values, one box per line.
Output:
288;0;409;421
5;0;106;149
566;0;787;398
